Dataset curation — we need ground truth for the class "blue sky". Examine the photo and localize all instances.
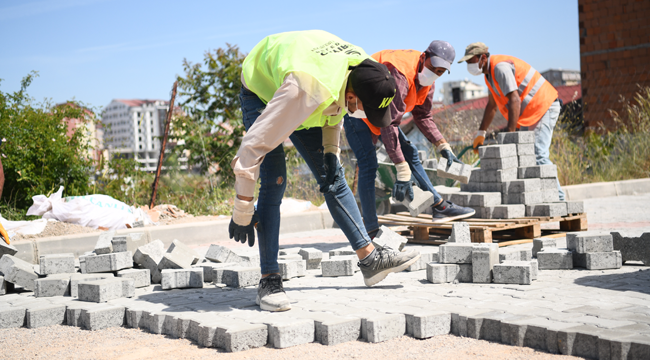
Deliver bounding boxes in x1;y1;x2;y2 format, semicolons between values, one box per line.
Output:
0;0;580;111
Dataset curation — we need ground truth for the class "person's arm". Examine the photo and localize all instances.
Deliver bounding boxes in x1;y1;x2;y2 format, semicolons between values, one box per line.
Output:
379;67;408;165
411;84;445;147
322;120;342;157
479;91;498;131
492;62;519;132
505;91;521;132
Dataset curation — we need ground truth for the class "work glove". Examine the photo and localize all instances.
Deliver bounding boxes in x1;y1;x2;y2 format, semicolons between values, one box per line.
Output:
229;197;258;247
440;149;462;168
320;152;340;194
393;180;414;202
473;130;486;154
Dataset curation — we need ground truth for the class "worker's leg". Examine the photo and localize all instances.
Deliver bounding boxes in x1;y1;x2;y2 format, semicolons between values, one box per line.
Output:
395;127;442;204
529;100;565;200
343;115;380;236
290;126;372;251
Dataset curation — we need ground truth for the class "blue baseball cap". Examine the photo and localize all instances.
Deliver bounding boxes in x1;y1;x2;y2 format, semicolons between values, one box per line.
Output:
425;40;456;73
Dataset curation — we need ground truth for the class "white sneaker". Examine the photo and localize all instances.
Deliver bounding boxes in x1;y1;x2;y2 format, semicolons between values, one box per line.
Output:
255;274;291;312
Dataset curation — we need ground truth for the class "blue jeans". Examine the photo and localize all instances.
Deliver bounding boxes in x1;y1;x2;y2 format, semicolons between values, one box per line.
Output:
343;115;442;234
239;88;371;275
521;100;565;200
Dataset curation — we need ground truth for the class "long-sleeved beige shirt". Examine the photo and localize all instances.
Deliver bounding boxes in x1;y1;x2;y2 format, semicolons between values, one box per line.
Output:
231;71;348;197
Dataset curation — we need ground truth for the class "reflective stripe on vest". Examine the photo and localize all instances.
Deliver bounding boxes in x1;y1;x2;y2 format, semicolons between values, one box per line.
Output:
484;55;558;127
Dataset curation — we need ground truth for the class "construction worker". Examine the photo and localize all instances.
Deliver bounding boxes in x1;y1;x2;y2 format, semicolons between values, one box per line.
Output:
459;42;565;200
344;41;476;238
229;30;420;312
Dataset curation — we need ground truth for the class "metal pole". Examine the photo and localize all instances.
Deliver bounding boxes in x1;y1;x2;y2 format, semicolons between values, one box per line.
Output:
149;81;177;209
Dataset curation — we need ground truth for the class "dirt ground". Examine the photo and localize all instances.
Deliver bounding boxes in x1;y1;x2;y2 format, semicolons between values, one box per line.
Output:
12;221;100;241
0;326;583;360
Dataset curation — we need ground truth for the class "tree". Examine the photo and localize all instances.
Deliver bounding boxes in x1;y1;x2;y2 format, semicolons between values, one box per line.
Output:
174;44;246;188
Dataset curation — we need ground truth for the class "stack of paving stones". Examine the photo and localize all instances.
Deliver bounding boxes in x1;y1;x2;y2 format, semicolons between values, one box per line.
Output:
451;131;583;219
535;233;623;271
610;232;650;266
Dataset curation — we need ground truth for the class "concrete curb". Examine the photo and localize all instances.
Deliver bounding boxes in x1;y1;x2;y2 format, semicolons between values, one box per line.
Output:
563;178;650;201
12;210;335;264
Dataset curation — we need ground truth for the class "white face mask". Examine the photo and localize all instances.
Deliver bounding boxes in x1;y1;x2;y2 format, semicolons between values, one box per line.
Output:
417;66;439;86
467;60;483;76
346;97;366;118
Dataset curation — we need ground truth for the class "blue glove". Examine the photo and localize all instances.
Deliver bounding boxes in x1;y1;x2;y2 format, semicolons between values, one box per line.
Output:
440;149;462;168
393;180;414;202
320;152;340;193
228;212;259;247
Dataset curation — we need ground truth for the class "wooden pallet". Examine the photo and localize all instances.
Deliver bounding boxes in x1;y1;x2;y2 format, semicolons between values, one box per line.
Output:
378;212;588;245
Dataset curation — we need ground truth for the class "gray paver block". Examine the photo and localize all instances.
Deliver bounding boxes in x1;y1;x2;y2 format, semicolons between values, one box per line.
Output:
480;156;518;170
450;192;471;207
0;307;26;328
314;316;360;346
133;240;165;267
573;251;622;270
498;131;535;144
81;305;126;330
516;143;535;155
423;158;437;169
479;182;501;193
541;178;558;190
503;191;543;205
205;244;257;266
502;179;541;194
373;226;408;251
278;248;301;255
38;253;75;275
78;278;127;302
481;204;526;219
493;263;531;284
223;267;260;288
193;262;234;282
0;240;18;258
167;239;201;265
211;264;242;284
532;238;557;257
110;236;128;253
161;268;204;290
448;222;470;243
556;325;602;358
518;155;537;167
217;322;268;352
469;192;502;207
611;232;650;265
564;201;584;214
500;316;536;346
439;243;475;264
25;304;66;328
298;247;323;269
158;249;194;271
518;164;558;179
400;186;435;217
364;313;405;343
117;268;150;288
94;231;115;254
481;168;518;182
541;189;560;203
526;203;568;217
537;248;573;269
437;160;472;184
479;144;517;159
406;249;437;271
499;248;531;262
567;233;613;253
472;243;499;283
278;259;303;280
267;318;315;349
426;263;459;283
0;275;13;295
83;251;133;273
70;273;114;298
34;274;71;297
0;255;38;291
321;257;356;277
405;311;451;339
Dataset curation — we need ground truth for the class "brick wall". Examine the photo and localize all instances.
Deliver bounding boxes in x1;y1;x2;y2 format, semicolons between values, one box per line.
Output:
578;0;650;130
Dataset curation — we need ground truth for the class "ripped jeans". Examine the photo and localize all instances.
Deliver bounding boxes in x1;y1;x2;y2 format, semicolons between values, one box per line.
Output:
239;87;372;275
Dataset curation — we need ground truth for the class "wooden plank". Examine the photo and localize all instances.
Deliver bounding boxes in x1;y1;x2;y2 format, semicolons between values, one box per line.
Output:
560;214;588;231
539;233;571;239
497;239;534;247
514;223;541;239
471;227;492;243
407;239;447;246
412;227;430;241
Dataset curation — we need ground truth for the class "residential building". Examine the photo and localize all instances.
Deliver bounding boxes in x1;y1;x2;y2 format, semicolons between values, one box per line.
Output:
57;102;104;168
441;79;487;105
540;69;581;88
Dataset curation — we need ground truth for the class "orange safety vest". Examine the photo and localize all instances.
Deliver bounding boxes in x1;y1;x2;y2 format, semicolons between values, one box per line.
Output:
360;50;432;135
484;55;558;127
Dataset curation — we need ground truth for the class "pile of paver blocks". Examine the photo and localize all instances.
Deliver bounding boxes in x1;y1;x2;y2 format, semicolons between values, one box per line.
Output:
426;223;537;285
534;232;622;270
444;131;584;219
611;232;650;266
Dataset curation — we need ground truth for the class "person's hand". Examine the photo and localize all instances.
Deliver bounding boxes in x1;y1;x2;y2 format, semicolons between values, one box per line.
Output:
229;212;259;247
320;152;340;193
440;149;462;168
473;130;486;154
393;180;414;202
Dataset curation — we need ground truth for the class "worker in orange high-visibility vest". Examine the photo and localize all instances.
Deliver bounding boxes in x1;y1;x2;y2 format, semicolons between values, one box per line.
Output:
458;42;565;200
344;41;476;239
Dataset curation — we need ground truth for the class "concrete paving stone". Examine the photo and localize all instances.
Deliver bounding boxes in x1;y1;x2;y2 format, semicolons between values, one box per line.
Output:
541;178;558;190
0;240;18;258
542;189;560;203
502;260;538;280
161;268;204;290
197;319;231;347
481;204;526;219
556;324;603;358
298;248;323;269
502;178;541;194
66;301;105;327
564;200;585;214
426;263;458;283
70;273;114;298
328;246;356;257
597;332;637;360
120;278;135;298
518;155;537;167
437;160;472;184
537;248;573;269
450;309;495;337
167;239;201;265
469;192;502;207
265;318;315;349
467;168;482;183
25;303;66;328
278;259;303;280
448;222;471;243
611;232;650;266
406;248;437;271
460;181;481;193
400;186;436;217
321;257;356;277
39;253;75;275
205;244;250;265
363;313;406;343
0;306;26;328
573;251;622;270
481;167;518;183
518;164;558;179
498;131;535;144
478;312;528;342
193;262;233;282
516;143;535;155
117;268;150;288
493;263;531;285
439;243;475;264
625;334;650;360
532;238;557;257
0;275;14;295
279;248;301;255
110;236;128;253
305;312;361;346
479;182;502;193
216;322;268;352
158;250;194;271
450;192;472;207
94;231;115;255
80;304;126;330
503;190;543;205
472;244;499;283
479;144;517;159
0;255;39;291
34;274;71;297
83;251;133;273
223;267;261;288
373;226;408;251
526;203;568;217
405;310;451;339
499;315;536;346
133;240;165;283
78;278;125;303
480;156;518;170
562;315;637;329
567;233;614;253
423;158;437;169
464;310;504;339
211;264;242;284
499;248;531;262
